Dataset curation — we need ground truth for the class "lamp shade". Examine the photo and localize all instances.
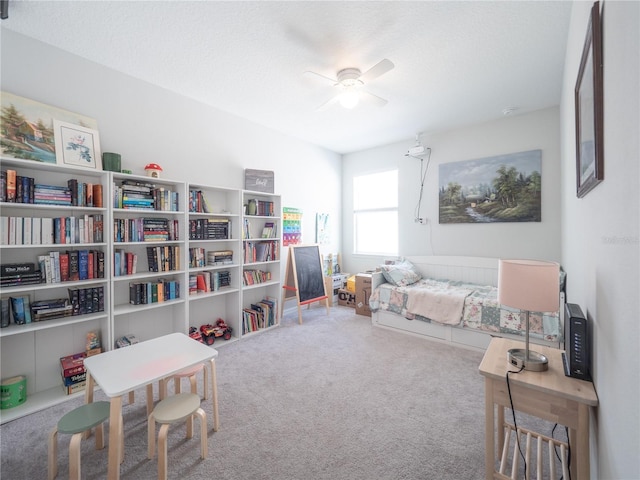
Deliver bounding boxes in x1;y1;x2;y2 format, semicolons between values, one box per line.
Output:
498;259;560;312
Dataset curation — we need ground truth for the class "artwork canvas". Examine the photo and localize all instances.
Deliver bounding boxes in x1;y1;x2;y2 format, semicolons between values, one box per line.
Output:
0;91;98;163
439;150;542;223
316;213;330;244
54;120;102;169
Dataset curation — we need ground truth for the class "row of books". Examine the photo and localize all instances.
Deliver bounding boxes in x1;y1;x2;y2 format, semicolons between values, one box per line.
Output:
242;297;277;334
113;250;138;276
242;269;272;286
1;170;103;207
189;218;230;240
1;286;105;327
128;279;180;305
188;190;213;213
245;200;276;217
113;180;180;211
0;214;105;246
188;270;231;295
242;219;278;240
113;217;180;243
243;241;279;264
188;248;233;268
38;250;106;284
147;245;181;272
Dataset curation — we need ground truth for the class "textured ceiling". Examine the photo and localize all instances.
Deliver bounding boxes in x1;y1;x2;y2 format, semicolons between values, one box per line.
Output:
2;0;573;154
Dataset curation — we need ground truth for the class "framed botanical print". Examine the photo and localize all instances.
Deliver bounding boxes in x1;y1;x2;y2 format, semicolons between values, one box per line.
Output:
54;120;102;170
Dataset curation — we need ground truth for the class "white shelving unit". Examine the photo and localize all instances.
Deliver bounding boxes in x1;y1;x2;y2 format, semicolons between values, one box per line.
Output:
0;158;110;422
109;172;187;345
241;191;281;337
186;184;242;347
0;162;283;423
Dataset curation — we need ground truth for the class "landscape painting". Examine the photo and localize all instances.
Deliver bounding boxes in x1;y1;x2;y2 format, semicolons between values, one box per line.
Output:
439;150;542;223
0;91;98;164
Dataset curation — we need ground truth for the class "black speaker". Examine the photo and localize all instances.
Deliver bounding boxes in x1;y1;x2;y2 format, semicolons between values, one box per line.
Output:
562;303;592;381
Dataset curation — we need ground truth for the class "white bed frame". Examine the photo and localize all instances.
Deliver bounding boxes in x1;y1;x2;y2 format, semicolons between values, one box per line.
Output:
371;256;563;352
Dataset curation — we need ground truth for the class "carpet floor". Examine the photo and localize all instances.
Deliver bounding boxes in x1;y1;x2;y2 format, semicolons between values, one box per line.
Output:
0;305;565;479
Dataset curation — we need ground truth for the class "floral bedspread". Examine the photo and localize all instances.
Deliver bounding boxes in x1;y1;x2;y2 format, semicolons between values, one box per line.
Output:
369;278;562;342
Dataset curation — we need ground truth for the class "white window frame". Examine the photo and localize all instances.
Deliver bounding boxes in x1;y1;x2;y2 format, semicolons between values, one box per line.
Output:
353;170;398;256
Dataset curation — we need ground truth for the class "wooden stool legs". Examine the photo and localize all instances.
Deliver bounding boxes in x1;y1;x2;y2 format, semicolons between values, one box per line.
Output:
147;393;207;480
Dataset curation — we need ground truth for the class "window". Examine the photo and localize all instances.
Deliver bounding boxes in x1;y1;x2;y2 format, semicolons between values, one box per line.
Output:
353;170;398;255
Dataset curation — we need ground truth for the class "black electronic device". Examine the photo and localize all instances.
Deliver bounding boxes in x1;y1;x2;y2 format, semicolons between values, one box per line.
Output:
562;303;592;381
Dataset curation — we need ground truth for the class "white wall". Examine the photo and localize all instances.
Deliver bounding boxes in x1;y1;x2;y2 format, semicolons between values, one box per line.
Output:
560;2;639;478
1;29;343;276
342;107;561;274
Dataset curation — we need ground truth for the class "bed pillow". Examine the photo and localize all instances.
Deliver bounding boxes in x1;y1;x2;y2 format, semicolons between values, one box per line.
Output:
380;260;422;287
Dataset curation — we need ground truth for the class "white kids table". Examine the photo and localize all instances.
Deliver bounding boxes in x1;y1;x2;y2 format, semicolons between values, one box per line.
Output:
83;333;219;480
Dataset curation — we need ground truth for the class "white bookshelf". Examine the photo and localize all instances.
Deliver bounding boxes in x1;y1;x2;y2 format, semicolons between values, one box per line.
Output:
0;157;110;422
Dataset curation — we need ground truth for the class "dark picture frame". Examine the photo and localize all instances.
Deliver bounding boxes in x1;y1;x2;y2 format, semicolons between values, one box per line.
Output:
575;1;604;198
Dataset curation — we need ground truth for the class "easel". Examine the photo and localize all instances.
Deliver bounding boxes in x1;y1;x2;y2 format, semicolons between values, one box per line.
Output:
281;245;329;324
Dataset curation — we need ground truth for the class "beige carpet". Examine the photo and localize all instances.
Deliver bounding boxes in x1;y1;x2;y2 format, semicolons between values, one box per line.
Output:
0;305;564;479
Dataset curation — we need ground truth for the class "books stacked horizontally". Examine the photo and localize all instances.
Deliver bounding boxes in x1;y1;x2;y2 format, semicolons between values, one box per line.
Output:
207;250;233;266
31;298;73;322
1;263;42;288
60;352;87;395
115;179;155;210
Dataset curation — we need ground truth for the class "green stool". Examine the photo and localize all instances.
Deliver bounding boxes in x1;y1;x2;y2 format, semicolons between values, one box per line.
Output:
48;401;122;480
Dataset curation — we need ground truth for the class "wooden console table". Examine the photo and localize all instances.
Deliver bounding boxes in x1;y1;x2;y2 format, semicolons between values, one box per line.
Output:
479;337;598;480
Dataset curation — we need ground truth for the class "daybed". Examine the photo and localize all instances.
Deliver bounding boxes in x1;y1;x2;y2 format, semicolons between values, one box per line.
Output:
369;256;564;351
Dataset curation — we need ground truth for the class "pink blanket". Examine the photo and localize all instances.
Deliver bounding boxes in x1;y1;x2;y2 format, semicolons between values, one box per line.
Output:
405;281;473;325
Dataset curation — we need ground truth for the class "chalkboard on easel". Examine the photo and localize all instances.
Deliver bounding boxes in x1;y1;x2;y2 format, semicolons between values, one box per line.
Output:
282;244;329;324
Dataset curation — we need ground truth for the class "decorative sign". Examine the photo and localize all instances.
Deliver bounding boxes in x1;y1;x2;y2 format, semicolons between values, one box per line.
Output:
244;169;275;193
283;207;302;246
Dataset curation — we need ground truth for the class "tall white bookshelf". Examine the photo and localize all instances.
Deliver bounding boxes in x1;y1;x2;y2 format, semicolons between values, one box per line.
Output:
0;157;110;422
109;172;187;345
186;183;242;347
241;190;281;336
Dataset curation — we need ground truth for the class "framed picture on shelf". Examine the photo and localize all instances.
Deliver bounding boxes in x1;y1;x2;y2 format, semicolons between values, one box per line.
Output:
54;120;102;170
575;1;604;198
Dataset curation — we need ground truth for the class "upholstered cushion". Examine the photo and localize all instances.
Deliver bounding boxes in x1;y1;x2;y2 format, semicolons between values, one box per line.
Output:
380;260;422;287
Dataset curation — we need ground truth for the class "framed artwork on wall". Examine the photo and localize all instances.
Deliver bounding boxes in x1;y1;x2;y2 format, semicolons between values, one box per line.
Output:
54;120;102;170
0;91;98;164
575;1;604;198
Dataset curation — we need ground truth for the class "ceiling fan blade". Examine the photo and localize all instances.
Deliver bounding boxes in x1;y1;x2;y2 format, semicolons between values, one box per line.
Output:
303;70;338;85
361;90;388;107
316;94;341;111
358;59;394;84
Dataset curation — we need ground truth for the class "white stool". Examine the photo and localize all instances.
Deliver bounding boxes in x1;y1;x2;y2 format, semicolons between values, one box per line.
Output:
48;401;123;480
147;393;207;480
159;363;208;400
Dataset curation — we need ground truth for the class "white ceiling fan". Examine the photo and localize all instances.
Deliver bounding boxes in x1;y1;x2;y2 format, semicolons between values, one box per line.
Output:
304;58;394;111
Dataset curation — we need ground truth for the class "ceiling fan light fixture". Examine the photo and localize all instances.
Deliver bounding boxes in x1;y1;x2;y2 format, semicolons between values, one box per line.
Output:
339;89;360;109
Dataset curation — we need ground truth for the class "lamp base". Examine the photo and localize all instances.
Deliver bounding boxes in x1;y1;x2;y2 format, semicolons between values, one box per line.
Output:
507;348;549;372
